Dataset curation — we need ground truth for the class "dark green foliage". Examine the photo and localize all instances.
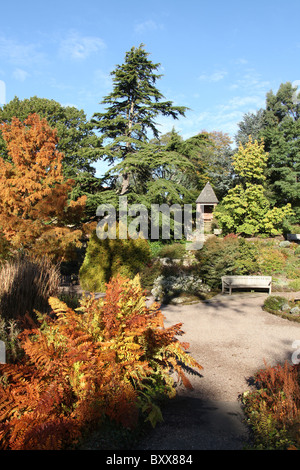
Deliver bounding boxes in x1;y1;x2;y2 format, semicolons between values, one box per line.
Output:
263;295;289;312
195;235;259;288
260;82;300;218
157;242;186;259
235;109;265;147
139;260;163;293
92;44;193;206
79;230;151;292
235;83;300;221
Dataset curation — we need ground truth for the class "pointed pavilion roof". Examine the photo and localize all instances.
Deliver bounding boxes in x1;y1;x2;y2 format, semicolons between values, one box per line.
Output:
196;182;219;204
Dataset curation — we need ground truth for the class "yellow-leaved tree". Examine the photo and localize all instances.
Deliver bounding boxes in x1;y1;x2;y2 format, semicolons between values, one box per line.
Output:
0;113;86;261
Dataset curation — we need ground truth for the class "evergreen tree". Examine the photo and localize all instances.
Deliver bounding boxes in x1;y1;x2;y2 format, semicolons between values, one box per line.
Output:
214;137;294;236
92;44;188;201
260;82;300;219
235;109;265;147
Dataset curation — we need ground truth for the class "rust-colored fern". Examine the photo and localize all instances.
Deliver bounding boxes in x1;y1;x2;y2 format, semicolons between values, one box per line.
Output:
0;274;203;450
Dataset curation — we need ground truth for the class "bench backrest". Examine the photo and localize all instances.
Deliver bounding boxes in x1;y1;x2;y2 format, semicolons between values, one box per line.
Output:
222;276;272;286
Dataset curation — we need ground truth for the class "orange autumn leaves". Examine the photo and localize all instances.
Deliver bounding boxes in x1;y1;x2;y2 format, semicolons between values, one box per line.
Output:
0;113;86;261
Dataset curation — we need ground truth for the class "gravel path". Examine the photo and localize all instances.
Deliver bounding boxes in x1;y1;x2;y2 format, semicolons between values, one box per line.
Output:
135;291;300;450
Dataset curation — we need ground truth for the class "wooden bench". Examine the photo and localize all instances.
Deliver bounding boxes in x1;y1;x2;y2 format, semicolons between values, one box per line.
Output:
221;275;272;295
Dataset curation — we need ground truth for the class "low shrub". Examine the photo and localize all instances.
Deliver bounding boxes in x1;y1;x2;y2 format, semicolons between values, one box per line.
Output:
157;243;186;260
289;279;300;291
195;236;259;289
241;361;300;449
263;296;289;312
79;229;151;292
256;246;287;275
0;275;202;450
262;296;300;322
151;274;210;303
147;241;164;258
139;261;163;293
285;266;300;280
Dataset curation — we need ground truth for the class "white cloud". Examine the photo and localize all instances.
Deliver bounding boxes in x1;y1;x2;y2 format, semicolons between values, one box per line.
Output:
0;35;43;66
134;20;164;33
233;58;248;65
229;69;271;92
198;70;228;82
12;68;29;82
219;95;265;111
59;31;106;60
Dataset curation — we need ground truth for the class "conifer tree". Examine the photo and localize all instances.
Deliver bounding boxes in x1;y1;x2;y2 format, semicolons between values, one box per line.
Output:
260;82;300;219
92;44;189;201
214;137;294;236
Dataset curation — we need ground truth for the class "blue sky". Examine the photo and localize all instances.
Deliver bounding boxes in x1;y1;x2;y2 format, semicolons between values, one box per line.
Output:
0;0;300;176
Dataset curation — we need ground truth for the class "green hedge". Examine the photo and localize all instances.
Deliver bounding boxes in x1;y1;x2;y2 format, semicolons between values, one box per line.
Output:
79;231;151;292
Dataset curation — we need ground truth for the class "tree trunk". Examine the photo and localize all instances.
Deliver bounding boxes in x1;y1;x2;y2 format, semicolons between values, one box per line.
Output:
120;100;135;195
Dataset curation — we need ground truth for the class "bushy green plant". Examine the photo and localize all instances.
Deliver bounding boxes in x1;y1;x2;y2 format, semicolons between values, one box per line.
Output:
263;296;289;312
285;266;300;280
157;242;187;259
195;235;259;288
139;261;163;292
79;230;151;292
289;279;300;291
147;241;164;258
255;245;287;275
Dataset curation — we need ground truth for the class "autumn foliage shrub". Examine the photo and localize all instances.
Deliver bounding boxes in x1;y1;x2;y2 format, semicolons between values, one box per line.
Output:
0;114;86;262
242;361;300;449
255;245;287;275
0;275;202;450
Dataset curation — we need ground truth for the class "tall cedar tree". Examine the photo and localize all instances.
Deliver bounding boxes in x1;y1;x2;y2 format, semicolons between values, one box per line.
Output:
0;113;86;261
92;44;188;200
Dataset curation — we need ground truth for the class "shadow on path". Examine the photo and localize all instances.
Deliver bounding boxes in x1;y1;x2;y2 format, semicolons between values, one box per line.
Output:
135;395;252;450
